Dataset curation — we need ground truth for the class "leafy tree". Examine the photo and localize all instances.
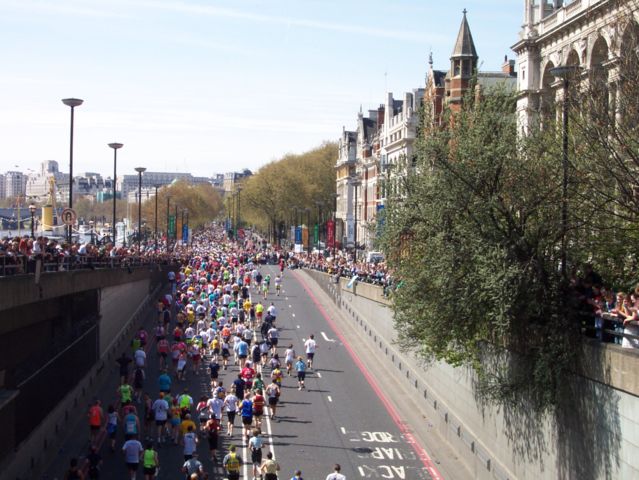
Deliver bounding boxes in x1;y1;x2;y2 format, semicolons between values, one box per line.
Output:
379;86;582;410
239;142;337;243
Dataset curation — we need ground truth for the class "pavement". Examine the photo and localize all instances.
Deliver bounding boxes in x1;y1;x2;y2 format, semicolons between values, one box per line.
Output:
41;263;472;480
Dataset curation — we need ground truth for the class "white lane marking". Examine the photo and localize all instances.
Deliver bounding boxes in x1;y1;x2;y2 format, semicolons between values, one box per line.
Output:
340;426;346;434
264;404;276;457
285;297;289;300
317;372;322;378
288;304;292;308
292;313;296;318
296;325;300;329
321;331;335;342
327;395;333;402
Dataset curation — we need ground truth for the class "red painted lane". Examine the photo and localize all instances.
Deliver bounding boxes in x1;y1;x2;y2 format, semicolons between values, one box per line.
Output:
293;271;444;480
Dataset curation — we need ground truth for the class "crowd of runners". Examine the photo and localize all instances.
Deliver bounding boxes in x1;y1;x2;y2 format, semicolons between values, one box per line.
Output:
65;225;347;480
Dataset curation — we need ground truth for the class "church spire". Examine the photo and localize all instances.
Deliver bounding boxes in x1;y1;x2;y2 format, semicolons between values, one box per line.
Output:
450;9;478;78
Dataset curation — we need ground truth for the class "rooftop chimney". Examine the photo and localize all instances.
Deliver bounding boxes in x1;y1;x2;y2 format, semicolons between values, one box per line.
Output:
502;55;515;76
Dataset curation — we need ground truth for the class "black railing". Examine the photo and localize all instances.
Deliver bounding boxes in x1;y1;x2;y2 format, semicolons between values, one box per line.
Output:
0;254;179;277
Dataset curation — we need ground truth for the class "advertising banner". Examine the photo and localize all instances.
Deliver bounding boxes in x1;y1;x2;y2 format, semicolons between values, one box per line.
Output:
326;220;335;248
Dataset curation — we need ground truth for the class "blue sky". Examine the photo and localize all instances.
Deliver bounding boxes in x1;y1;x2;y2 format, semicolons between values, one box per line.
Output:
0;0;522;177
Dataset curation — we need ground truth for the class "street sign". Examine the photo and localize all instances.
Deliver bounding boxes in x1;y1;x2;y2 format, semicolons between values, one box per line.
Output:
61;208;77;226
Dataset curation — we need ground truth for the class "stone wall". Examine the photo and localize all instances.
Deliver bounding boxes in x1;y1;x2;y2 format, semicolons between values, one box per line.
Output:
303;269;639;480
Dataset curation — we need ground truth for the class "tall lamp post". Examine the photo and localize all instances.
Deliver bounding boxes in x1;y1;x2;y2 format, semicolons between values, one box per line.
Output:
29;204;36;239
315;200;323;250
89;220;95;245
350;176;362;259
332;193;339;259
550;64;581;281
134;167;146;252
305;208;311;251
154;185;160;252
62;97;83;243
108;142;123;245
236;186;242;239
166;195;171;251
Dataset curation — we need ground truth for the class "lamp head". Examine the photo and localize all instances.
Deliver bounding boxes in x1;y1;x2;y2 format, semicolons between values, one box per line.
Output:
62;98;84;108
28;204;36;214
108;143;123;150
135;167;147;174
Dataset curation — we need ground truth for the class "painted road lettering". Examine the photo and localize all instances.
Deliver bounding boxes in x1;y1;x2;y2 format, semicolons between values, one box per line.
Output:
362;431;398;443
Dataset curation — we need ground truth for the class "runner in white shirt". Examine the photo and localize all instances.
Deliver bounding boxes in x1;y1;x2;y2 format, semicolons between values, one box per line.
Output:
152;393;170;443
304;334;317;369
285;344;296;376
134;348;146;368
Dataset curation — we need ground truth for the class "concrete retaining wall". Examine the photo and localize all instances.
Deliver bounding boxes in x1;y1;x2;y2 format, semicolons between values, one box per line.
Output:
304;269;639;480
1;268;169;480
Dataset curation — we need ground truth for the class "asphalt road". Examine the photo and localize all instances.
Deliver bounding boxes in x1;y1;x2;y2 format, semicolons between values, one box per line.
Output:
44;264;443;480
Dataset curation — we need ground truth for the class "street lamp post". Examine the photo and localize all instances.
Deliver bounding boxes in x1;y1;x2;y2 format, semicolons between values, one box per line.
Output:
550;64;582;281
108;142;123;245
29;204;36;239
62;97;83;243
350;176;362;259
154;185;160;252
305;208;311;251
166;195;171;251
236;186;242;240
174;204;178;250
333;193;339;259
134;167;146;252
89;220;95;245
315;201;323;250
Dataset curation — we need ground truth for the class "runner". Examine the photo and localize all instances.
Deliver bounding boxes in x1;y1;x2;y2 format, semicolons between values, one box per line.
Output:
325;464;346;480
248;428;264;480
152;392;170;444
275;274;282;296
295;356;307;390
240;392;254;441
85;445;102;480
64;458;84;480
122;436;144;480
142;442;159;480
181;451;205;479
304;334;317;369
261;451;281;480
87;399;103;445
265;379;281;420
105;404;119;451
182;424;198;460
222;444;243;480
202;416;220;463
285;344;296;376
252;388;265;430
223;388;240;436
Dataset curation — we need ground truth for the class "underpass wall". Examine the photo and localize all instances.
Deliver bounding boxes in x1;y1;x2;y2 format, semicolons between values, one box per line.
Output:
99;279;151;355
0;266;170;480
302;269;639;480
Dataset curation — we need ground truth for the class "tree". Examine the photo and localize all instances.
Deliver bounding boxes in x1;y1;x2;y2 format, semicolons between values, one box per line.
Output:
238;142;337;243
139;181;223;234
380;86;580;410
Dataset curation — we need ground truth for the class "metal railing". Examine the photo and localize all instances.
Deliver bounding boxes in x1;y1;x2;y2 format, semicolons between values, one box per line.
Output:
0;254;179;277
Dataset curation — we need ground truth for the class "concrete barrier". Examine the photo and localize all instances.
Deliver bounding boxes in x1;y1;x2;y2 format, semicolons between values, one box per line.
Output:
303;268;639;480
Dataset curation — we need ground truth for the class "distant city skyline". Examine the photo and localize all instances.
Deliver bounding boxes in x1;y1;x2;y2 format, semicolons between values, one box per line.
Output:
0;0;521;177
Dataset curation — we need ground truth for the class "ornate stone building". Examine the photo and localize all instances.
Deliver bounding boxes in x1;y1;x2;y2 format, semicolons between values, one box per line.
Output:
513;0;639;129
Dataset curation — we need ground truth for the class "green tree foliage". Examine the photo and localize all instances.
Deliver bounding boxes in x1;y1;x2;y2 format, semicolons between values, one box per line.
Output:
139;181;223;232
380;87;583;410
238;142;337;241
